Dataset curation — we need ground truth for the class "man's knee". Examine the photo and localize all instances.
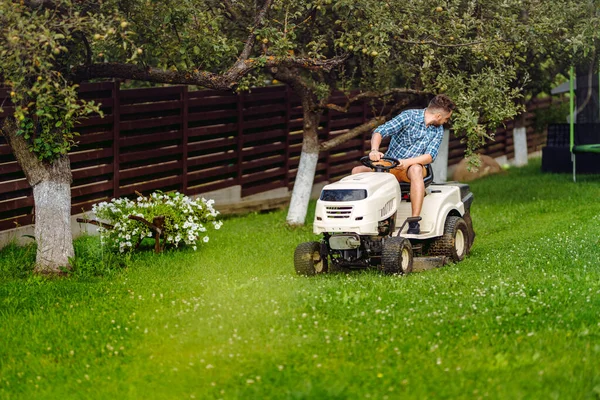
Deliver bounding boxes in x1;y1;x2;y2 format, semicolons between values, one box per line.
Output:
352;166;367;174
407;164;424;180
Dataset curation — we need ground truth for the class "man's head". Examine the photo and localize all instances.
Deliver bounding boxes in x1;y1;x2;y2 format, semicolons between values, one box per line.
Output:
426;94;455;127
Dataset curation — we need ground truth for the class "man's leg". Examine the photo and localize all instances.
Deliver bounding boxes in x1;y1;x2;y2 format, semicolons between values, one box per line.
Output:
407;164;425;217
352;166;372;174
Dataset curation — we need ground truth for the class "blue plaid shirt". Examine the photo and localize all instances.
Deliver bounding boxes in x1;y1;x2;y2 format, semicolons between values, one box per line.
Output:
376;109;444;161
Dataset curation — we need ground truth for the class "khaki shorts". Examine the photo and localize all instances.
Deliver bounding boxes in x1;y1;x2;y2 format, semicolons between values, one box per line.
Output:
389;164;427;183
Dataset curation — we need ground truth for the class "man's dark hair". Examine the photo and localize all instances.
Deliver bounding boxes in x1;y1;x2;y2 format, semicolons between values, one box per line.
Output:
428;94;455;113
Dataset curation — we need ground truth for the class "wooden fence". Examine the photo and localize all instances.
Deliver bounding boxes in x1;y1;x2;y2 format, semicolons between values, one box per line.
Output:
0;82;549;231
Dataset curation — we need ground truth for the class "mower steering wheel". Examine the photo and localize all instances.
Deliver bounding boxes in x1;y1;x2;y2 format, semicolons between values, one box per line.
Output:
360;156;400;172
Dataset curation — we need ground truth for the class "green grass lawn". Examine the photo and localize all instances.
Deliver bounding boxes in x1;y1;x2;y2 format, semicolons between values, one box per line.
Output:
1;159;600;400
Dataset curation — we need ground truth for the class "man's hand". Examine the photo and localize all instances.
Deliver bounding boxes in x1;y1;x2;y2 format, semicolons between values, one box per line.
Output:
369;150;384;161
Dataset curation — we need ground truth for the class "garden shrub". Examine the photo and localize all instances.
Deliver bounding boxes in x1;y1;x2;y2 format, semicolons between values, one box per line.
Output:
92;191;222;252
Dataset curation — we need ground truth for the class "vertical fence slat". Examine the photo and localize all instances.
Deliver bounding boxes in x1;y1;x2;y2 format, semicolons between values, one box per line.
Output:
236;92;244;186
181;86;189;193
284;85;291;187
112;81;120;199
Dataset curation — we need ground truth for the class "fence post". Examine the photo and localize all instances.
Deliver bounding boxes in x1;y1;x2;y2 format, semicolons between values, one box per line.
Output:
284;85;291;188
236;92;244;188
181;86;189;193
112;80;120;199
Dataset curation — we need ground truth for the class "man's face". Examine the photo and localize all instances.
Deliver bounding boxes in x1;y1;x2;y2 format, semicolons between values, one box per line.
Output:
432;111;452;127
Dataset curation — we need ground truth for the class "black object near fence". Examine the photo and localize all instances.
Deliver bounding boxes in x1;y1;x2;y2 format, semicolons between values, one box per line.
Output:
541;123;600;174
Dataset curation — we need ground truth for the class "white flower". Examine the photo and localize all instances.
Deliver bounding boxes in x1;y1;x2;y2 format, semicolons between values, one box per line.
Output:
203;236;209;243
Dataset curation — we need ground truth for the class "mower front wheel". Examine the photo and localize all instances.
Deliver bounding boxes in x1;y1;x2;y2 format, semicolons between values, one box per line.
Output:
381;237;413;275
294;241;328;276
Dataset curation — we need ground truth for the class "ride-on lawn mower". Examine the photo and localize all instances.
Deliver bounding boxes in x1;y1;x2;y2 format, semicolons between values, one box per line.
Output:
294;156;475;275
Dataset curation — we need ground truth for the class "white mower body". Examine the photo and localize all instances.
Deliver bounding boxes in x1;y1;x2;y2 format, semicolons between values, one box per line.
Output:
396;184;465;239
314;172;400;235
314;172;466;239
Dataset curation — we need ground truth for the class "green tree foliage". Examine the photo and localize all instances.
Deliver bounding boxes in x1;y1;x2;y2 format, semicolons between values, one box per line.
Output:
2;0;598;161
246;0;600;156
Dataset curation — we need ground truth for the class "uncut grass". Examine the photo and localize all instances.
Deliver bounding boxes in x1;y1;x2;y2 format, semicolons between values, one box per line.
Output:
1;159;599;399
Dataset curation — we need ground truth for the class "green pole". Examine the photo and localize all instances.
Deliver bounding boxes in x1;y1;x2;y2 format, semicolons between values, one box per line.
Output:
569;65;574;153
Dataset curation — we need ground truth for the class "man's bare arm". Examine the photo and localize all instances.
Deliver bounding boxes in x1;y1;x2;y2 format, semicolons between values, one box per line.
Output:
369;132;384;161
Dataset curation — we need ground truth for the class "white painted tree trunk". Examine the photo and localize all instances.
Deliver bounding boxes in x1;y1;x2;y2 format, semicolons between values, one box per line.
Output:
286;151;319;225
431;128;450;182
33;180;74;273
513;126;528;167
2;117;75;274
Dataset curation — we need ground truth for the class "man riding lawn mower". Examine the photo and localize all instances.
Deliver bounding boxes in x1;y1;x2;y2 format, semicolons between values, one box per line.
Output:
294;95;475;275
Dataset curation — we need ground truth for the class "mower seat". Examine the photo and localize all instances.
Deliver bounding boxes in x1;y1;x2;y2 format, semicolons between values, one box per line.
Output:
399;164;434;194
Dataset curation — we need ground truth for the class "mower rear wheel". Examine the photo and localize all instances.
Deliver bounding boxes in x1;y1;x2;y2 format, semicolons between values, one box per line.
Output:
294;241;328;276
381;237;413;274
462;211;475;254
428;216;469;262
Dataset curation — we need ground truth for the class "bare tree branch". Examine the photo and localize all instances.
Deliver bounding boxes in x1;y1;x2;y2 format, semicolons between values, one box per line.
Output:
349;88;427;102
319;88;427;113
321;103;348;113
73;31;92;66
72;55;348;90
576;48;596;115
236;0;273;65
319;98;413;151
320;117;385;151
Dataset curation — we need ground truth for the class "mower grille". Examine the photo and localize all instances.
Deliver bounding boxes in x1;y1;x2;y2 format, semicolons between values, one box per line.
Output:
325;206;353;218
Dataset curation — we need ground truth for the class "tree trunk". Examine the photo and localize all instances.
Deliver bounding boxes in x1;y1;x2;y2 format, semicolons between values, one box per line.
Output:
286;106;322;226
1;118;74;274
